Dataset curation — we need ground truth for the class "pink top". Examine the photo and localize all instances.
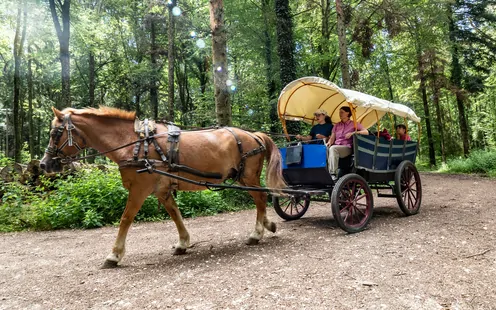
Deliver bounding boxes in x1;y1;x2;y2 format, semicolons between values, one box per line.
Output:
332;120;364;148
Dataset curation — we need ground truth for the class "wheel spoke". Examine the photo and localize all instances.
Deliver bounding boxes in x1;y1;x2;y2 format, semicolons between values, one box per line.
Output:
355;202;369;208
355;193;367;202
354;206;366;217
407;191;415;209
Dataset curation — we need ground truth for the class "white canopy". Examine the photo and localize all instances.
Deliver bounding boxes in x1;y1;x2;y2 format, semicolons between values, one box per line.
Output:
278;76;420;129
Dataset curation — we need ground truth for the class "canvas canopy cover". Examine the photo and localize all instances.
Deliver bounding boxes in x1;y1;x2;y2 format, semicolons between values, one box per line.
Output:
278;76;420;130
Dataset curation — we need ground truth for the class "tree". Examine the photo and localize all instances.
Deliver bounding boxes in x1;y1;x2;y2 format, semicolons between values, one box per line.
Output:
262;0;278;132
335;0;350;88
167;0;177;121
447;3;470;156
209;0;231;126
274;0;299;133
49;0;71;108
13;0;27;163
274;0;296;88
446;0;496;156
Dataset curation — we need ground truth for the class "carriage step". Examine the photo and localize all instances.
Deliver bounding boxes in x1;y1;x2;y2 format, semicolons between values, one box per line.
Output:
377;193;396;198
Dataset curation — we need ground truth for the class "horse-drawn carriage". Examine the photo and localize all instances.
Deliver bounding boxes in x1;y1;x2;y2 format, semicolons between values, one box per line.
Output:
40;76;422;267
273;76;422;233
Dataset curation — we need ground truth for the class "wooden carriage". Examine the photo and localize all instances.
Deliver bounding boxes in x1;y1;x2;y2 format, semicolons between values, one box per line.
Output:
274;77;422;233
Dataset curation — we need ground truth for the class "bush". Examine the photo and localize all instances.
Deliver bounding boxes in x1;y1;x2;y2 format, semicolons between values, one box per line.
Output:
0;167;258;232
440;150;496;176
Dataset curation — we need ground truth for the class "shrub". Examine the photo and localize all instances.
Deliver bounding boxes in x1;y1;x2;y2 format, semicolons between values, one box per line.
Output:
440;149;496;176
0;166;258;232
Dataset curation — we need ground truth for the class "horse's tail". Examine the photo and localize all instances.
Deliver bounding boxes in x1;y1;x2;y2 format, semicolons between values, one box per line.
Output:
255;132;287;189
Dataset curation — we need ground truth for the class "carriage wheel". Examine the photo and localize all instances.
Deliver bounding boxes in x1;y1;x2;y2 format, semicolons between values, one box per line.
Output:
331;173;374;233
394;161;422;215
272;195;310;221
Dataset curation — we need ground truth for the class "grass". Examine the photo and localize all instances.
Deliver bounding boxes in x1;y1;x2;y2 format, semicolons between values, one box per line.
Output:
418;149;496;177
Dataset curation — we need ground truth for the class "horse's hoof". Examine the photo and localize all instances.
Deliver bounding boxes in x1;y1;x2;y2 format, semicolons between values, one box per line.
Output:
267;222;277;233
173;247;187;255
246;237;259;246
102;260;119;269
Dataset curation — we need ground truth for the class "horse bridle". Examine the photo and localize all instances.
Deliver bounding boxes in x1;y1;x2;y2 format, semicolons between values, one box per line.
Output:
45;114;87;162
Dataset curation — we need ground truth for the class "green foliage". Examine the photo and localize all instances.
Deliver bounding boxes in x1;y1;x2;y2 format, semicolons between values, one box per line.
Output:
439;150;496;176
0;167;256;232
82;209;103;229
0;153;13;167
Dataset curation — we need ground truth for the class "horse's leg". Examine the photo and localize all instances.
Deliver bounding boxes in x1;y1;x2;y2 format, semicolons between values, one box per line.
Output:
103;178;152;268
157;193;190;255
246;191;276;245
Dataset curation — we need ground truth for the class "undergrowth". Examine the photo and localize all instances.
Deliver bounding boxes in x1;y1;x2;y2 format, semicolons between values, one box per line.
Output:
0;167;255;232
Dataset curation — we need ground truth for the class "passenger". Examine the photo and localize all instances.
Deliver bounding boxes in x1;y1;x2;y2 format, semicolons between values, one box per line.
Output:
326;106;369;181
295;109;333;144
395;124;411;141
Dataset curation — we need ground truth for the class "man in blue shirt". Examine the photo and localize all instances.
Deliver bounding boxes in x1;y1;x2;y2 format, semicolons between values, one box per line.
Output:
296;109;333;144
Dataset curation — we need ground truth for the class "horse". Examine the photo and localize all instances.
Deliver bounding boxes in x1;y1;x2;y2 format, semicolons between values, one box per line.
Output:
40;106;287;268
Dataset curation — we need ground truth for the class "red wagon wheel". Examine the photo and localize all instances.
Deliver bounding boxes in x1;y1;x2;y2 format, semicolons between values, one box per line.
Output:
272;195;310;221
394;160;422;215
331;174;374;233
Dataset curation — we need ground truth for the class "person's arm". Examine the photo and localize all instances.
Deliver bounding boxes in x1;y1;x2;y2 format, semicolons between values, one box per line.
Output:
344;124;368;139
296;134;312;141
326;132;336;146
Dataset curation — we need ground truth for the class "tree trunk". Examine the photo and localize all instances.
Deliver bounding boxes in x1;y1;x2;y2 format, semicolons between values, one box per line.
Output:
335;0;350;88
150;18;159;119
447;4;469;156
319;0;332;80
429;55;446;163
275;0;299;134
89;50;95;107
37;113;41;158
383;53;397;125
415;43;436;167
274;0;296;88
28;46;34;159
175;45;190;125
13;1;27;163
167;1;177;122
49;0;71;108
262;0;278;132
209;0;231;126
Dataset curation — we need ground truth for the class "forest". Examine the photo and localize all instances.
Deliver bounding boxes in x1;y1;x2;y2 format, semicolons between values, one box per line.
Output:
0;0;495;167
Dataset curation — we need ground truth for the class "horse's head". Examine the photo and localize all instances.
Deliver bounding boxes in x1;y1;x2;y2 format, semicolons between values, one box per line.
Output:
40;107;87;173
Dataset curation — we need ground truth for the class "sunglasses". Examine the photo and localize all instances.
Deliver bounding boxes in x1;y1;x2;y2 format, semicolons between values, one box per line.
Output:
314;113;324;117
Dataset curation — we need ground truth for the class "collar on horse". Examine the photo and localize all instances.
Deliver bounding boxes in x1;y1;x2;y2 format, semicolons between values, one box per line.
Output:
45;114;86;161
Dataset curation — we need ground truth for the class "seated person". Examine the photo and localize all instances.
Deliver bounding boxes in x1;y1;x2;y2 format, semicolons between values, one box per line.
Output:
326;106;369;180
295;109;333;144
379;128;392;141
395;124;411;141
369;128;392;141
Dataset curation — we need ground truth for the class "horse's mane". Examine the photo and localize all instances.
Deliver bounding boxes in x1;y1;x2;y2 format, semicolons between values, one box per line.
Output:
60;106;136;121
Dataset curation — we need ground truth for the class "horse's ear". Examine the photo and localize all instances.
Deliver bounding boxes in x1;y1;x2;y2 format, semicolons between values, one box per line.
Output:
51;107;64;120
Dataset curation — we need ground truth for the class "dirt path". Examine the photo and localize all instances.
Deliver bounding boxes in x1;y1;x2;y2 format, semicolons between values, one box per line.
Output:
1;173;496;309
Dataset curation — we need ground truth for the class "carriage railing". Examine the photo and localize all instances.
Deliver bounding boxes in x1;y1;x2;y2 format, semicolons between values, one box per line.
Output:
353;135;418;173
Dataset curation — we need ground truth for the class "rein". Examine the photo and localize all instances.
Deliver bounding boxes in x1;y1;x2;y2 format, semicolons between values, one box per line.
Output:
160;121;295;138
49;114;295;165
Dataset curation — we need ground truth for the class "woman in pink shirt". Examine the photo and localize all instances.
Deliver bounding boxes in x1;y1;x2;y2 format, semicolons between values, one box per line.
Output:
326;106;368;180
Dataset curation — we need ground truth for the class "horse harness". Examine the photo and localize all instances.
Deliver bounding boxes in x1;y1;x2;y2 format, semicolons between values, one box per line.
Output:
46;114;267;185
118;118;267;183
46;114;86;159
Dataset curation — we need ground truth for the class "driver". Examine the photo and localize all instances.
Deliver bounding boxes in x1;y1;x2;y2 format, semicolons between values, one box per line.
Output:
295;109;333;144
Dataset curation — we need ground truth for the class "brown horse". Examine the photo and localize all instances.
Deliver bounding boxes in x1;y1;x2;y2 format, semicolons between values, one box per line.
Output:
40;107;286;268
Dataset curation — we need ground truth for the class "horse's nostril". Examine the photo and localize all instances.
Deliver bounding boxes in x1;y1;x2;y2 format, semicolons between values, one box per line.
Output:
40;163;46;170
